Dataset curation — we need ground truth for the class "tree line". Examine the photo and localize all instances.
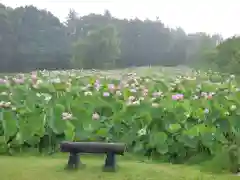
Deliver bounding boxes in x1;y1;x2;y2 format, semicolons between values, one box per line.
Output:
0;3;225;72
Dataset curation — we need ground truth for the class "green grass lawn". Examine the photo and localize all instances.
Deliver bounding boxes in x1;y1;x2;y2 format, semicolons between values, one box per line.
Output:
0;155;239;180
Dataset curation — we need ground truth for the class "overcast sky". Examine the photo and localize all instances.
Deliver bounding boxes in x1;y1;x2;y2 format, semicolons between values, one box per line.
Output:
1;0;240;38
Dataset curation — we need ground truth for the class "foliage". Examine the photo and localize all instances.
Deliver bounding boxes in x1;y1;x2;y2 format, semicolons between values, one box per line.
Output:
186;33;222;68
72;24;121;69
207;36;240;75
0;3;220;72
0;67;239;173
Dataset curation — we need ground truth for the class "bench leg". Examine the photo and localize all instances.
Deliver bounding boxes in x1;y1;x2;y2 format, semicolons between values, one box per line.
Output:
103;152;116;172
65;153;85;170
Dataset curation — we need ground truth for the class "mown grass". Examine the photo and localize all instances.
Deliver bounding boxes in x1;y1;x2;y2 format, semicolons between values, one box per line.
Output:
0;154;239;180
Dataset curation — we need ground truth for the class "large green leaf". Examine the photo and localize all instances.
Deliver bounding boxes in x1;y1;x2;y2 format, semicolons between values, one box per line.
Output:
2;110;17;142
149;132;168;148
156;143;169;155
64;121;75;141
166;123;182;134
178;135;198;148
49;104;66;134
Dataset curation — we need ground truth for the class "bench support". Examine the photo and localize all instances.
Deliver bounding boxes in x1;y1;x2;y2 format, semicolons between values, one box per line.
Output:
65;153;85;170
103;152;116;172
60;141;126;172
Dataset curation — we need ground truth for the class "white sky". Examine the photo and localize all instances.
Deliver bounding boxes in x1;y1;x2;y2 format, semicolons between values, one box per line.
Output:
1;0;240;38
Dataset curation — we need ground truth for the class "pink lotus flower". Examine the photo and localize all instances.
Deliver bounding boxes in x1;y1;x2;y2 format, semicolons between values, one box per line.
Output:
94;80;101;90
128;96;135;101
172;94;184;100
92;112;100;120
201;92;206;96
130;88;137;93
13;78;24;84
31;71;38;84
103;92;110;97
116;90;122;96
142;88;148;96
95;79;100;84
62;112;73;120
0;78;8;84
108;84;115;90
95;84;101;91
207;94;212;99
152;91;162;97
0;101;11;108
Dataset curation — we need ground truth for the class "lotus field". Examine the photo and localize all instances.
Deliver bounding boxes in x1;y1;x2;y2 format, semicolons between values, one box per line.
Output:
0;68;239;166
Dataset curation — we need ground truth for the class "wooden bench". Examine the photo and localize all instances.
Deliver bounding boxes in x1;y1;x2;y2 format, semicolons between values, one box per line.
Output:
60;141;126;172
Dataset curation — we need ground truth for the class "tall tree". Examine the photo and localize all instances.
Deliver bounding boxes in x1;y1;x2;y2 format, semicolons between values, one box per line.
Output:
209;36;240;74
0;4;16;72
72;24;120;69
0;3;225;72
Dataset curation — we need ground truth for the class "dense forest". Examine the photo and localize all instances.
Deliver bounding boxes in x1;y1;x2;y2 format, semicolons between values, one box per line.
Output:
0;3;238;73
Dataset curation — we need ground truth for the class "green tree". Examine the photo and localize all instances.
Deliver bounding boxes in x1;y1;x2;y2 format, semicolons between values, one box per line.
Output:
72;24;121;69
0;3;225;72
185;33;221;68
7;5;70;71
0;4;16;72
209;36;240;74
